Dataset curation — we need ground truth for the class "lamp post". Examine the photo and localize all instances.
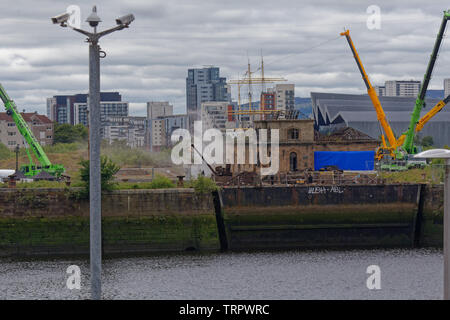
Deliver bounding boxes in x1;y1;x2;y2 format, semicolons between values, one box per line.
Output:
52;6;134;300
415;149;450;300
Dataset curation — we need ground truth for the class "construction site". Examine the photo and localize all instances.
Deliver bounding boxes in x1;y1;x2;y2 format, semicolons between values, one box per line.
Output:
0;10;449;191
192;10;450;188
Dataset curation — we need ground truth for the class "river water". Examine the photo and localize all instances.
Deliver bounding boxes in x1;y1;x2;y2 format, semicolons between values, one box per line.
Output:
0;248;443;300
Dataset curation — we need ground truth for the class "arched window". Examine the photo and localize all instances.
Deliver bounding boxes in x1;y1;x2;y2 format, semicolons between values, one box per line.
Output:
288;128;299;140
289;152;298;171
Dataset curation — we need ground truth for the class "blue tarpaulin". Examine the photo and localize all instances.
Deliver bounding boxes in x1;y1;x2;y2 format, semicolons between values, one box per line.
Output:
314;151;375;171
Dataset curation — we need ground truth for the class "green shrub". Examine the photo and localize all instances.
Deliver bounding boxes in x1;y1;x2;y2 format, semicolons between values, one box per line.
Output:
149;174;175;189
188;176;219;194
79;156;121;195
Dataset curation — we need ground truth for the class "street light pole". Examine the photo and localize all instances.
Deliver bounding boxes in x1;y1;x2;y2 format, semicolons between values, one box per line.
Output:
52;6;134;300
445;158;450;299
89;34;102;301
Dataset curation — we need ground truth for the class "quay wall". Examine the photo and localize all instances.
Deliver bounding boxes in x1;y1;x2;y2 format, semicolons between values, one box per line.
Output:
0;184;444;257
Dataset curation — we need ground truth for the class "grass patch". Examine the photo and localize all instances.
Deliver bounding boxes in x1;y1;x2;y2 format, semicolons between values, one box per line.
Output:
380;165;444;184
115;175;176;190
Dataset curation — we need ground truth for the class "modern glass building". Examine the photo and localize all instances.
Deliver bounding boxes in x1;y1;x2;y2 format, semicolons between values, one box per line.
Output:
186;66;231;129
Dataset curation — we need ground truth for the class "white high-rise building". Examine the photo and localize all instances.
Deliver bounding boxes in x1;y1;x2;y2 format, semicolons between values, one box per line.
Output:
444;79;450;98
374;86;386;97
275;84;295;111
385;80;420;97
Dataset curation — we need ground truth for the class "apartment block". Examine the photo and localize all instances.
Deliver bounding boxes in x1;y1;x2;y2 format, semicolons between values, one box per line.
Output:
275;84;295;111
104;116;147;148
0;112;53;149
374;86;386;97
147;101;173;119
385;80;420;97
201;101;234;131
444;79;450;98
47;92;126;126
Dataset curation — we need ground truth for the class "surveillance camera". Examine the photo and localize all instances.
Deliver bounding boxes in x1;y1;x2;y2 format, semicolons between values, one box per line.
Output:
51;13;70;26
116;14;135;26
86;6;101;28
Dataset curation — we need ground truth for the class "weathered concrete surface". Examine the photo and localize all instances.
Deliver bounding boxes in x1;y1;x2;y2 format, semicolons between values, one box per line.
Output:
420;184;444;247
220;185;422;250
0;184;445;257
0;188;220;257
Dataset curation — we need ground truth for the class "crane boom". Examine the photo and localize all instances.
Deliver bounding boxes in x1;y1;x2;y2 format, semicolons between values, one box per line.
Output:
0;83;64;177
415;95;450;132
402;10;450;154
340;30;398;152
397;94;450;147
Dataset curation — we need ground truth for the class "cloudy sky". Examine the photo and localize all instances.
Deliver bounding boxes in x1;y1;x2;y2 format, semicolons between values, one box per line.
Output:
1;0;450;115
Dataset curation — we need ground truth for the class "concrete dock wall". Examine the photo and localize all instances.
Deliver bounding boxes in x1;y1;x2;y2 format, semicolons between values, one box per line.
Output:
419;184;444;247
0;184;445;257
220;185;423;250
0;188;220;256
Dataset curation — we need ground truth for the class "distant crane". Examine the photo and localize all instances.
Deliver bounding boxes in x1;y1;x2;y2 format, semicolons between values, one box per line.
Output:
0;83;65;178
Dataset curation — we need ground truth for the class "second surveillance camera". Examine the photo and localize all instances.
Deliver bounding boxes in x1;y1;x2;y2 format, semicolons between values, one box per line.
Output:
116;14;135;26
51;13;70;26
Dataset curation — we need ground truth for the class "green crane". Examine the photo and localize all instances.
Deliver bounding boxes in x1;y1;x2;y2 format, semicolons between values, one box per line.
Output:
0;83;65;178
401;10;450;156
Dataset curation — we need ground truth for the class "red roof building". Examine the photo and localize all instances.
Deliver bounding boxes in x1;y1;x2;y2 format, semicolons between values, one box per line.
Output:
0;112;53;149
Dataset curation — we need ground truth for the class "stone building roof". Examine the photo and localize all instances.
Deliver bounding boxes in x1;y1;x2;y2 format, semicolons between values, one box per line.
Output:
316;127;378;142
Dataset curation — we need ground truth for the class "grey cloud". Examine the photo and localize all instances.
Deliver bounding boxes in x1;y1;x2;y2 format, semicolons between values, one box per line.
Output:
1;0;450;115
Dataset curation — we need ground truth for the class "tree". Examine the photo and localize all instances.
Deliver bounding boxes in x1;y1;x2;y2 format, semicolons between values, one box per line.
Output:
421;136;434;148
54;123;88;144
79;156;121;195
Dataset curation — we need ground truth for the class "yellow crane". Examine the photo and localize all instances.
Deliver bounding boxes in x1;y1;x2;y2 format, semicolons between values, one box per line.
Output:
340;30;398;160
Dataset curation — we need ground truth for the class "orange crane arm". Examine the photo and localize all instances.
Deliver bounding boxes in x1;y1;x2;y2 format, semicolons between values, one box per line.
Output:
396;95;450;145
340;30;398;150
415;95;450;132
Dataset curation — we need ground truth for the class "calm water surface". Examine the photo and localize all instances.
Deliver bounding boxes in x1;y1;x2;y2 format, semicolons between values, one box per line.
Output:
0;248;443;300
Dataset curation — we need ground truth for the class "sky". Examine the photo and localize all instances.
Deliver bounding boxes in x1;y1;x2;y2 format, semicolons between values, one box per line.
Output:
1;0;450;116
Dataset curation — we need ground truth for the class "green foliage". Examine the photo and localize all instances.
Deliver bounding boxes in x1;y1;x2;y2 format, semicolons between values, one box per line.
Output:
54;123;88;144
421;136;434;148
0;142;13;160
115;175;175;190
187;176;219;194
380;166;443;184
79;156;121;195
149;174;175;189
